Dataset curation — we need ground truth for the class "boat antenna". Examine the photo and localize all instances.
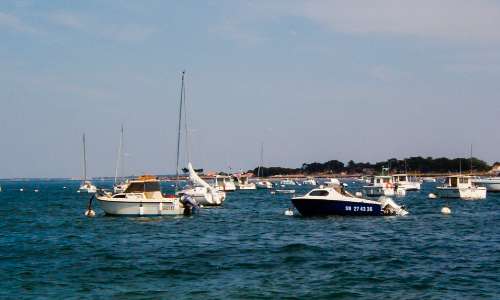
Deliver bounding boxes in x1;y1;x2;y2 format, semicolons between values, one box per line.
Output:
175;71;185;192
114;124;124;185
82;133;87;182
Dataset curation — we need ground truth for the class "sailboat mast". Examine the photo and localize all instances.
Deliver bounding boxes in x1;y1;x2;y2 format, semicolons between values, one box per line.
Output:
82;133;87;181
470;144;473;175
114;125;124;184
257;142;264;177
175;71;185;190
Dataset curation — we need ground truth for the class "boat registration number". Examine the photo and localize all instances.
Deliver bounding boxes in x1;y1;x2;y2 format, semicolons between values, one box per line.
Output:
162;203;175;211
345;206;373;212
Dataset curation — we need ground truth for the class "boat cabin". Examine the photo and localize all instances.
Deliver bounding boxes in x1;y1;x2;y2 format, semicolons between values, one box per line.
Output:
444;175;475;188
114;175;163;199
371;176;393;186
392;174;417;183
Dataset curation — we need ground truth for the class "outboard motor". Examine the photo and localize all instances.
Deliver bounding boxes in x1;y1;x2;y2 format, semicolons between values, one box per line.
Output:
379;196;409;216
180;195;199;215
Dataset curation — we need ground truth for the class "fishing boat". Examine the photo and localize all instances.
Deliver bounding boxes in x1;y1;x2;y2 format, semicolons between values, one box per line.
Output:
96;175;194;215
291;185;408;217
363;175;406;197
436;175;487;200
234;174;256;190
178;163;226;206
214;175;237;192
392;174;421;191
472;177;500;192
78;133;97;193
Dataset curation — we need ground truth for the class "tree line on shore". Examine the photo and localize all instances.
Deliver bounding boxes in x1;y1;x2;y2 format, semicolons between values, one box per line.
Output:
249;156;494;177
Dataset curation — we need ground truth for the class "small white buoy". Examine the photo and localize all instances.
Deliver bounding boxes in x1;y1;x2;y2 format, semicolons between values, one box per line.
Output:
85;209;96;217
19;188;24;192
428;193;437;199
199;204;204;208
34;189;39;193
355;192;363;197
76;190;81;193
284;208;294;216
63;186;67;189
441;206;451;215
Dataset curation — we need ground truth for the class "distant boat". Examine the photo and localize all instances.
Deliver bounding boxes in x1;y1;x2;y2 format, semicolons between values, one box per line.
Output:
436;175;486;200
392;174;421;191
214;175;237;192
422;177;437;183
363;175;406;197
78;133;97;193
280;178;296;186
291;186;408;217
302;178;317;186
234;174;256;190
256;180;273;189
472;177;500;192
178;162;226;206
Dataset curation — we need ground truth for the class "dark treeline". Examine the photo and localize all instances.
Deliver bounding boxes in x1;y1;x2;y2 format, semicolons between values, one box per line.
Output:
250;156;491;177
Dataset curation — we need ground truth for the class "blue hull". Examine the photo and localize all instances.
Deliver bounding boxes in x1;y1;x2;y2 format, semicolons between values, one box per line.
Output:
291;198;383;217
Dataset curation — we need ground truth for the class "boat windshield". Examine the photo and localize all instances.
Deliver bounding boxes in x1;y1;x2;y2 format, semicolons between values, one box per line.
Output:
125;181;161;193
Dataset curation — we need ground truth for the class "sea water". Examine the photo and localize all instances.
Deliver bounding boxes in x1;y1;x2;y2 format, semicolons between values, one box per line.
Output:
0;179;499;299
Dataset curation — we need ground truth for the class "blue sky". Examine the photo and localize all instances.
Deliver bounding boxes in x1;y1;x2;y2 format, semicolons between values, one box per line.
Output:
1;0;500;178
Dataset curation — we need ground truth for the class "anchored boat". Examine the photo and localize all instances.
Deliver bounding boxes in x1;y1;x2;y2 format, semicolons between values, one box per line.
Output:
472;177;500;192
96;176;195;216
78;133;97;193
291;184;408;217
178;163;226;206
436;175;487;200
363;175;406;197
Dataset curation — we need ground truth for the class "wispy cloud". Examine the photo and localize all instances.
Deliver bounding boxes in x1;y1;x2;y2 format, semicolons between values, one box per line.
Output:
0;11;38;34
238;0;500;43
47;10;156;42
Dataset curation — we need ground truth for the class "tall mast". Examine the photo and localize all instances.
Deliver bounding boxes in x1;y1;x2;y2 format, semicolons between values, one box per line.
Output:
82;133;87;181
470;144;473;175
114;125;124;184
175;71;185;191
257;142;264;177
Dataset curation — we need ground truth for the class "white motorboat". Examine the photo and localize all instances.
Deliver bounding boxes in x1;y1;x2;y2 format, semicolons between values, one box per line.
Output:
436;175;487;200
96;175;194;215
78;133;97;193
392;174;421;191
234;174;256;190
363;175;406;197
472;177;500;192
291;185;408;217
302;178;317;185
178;163;226;206
280;178;296;186
214;175;237;192
256;180;273;189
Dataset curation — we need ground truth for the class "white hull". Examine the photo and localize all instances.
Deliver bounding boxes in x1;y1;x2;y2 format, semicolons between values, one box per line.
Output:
79;183;97;193
256;181;273;189
238;184;256;190
436;187;487;200
398;182;421;191
179;186;226;206
97;197;186;215
472;179;500;192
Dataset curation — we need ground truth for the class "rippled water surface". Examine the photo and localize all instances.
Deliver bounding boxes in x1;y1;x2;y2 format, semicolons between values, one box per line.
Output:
1;179;499;299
